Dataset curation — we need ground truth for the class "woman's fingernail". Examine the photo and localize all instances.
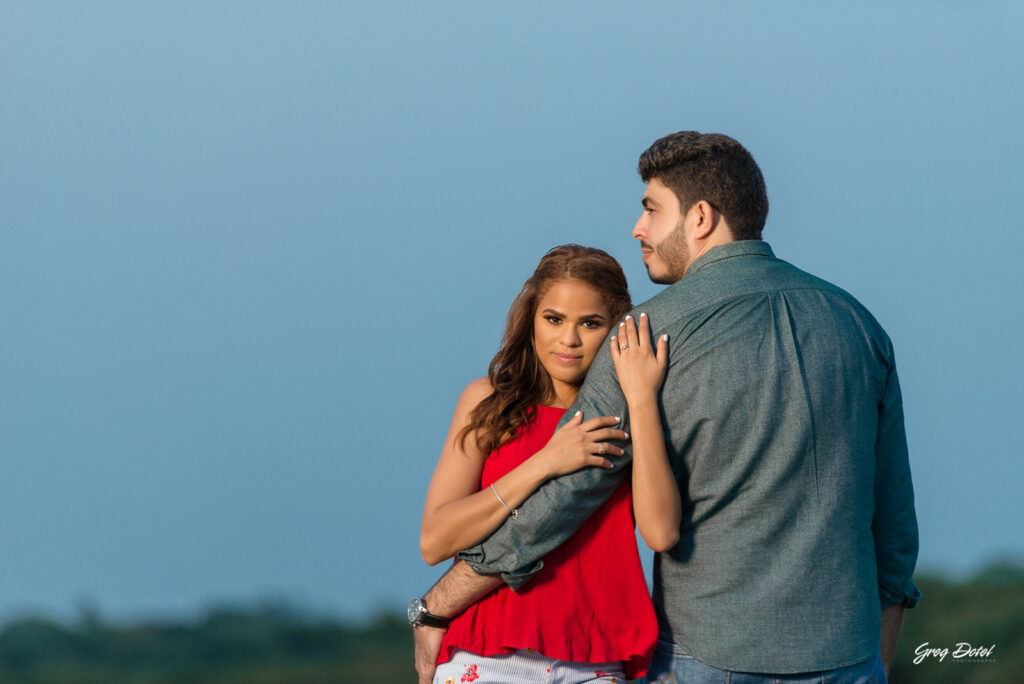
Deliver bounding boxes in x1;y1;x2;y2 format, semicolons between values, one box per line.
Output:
619;321;625;327
575;410;582;417
623;432;630;439
662;334;669;341
615;416;621;422
625;315;633;321
640;312;647;318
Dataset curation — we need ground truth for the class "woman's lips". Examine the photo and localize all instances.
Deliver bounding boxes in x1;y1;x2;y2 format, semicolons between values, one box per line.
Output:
554;353;582;364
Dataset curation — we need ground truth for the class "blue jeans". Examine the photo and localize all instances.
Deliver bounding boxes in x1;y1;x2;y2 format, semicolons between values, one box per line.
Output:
644;636;887;684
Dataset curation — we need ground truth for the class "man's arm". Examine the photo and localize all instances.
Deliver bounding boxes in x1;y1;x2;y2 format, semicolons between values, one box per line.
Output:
424;559;502;617
456;340;632;588
413;560;502;684
872;359;921;604
871;354;920;675
880;602;905;674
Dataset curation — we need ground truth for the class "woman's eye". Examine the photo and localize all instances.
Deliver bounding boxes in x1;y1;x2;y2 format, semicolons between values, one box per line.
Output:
582;320;601;329
545;316;562;325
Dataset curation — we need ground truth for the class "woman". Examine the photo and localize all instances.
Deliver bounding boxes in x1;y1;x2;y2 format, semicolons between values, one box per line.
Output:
420;244;681;683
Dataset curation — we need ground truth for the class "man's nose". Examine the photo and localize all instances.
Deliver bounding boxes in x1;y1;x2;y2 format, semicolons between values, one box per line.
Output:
632;215;645;240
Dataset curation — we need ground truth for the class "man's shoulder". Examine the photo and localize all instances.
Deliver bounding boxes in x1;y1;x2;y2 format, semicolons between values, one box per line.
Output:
768;258;889;333
636;249;889;341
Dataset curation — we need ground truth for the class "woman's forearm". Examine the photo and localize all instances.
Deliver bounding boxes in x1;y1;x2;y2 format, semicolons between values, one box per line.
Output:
420;455;551;565
628;394;682;551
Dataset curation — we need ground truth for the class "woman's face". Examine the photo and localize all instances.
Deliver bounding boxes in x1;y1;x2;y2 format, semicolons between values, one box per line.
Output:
532;278;614;405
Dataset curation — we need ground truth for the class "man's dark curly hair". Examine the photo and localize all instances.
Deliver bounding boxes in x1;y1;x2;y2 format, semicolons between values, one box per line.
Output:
638;131;769;240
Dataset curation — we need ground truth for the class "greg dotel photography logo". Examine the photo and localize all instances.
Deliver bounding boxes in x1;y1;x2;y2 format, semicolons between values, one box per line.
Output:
913;642;997;665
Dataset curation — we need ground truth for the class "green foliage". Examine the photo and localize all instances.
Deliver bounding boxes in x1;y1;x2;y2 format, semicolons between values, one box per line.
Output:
0;606;415;684
891;562;1024;684
1;564;1021;683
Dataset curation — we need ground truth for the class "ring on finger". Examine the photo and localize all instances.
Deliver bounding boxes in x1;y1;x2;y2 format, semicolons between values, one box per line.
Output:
598;443;607;455
619;343;629;350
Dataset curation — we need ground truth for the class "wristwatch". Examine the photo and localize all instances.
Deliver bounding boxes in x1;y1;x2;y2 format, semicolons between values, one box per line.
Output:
407;596;451;629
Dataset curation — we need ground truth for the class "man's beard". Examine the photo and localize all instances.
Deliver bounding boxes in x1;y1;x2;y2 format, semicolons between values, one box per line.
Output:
646;221;688;284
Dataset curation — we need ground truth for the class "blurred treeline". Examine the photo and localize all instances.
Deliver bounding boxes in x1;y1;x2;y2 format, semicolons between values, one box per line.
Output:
889;561;1023;684
0;604;410;684
1;563;1020;683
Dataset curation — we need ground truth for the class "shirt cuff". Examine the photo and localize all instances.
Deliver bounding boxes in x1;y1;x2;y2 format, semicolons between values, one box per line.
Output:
880;579;922;609
456;546;545;592
498;560;544;592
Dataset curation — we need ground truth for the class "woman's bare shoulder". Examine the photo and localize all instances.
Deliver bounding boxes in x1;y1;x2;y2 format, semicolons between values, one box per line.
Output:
445;377;494;459
457;376;494;410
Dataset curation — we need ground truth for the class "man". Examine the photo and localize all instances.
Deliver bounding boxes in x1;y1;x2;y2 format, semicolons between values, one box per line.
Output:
411;132;920;683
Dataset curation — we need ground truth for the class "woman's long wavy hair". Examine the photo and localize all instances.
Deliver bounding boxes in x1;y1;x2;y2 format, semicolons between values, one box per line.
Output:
459;244;632;456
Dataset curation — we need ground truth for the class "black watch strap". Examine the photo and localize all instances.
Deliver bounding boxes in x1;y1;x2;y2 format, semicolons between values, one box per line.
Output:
416;609;451;629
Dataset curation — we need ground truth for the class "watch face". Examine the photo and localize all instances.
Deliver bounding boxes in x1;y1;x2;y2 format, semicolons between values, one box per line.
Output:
407;597;423;625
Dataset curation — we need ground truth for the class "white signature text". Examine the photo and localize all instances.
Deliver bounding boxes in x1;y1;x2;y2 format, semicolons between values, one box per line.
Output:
913;642;996;665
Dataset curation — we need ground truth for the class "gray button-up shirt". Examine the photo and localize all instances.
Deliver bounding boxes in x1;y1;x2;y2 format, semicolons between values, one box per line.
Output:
458;240;920;673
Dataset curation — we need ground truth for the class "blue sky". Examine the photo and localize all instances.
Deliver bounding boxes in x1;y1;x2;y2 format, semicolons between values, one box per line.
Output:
1;1;1022;623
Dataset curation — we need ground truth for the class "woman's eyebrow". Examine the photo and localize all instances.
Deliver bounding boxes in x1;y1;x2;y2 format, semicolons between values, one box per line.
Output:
542;309;607;321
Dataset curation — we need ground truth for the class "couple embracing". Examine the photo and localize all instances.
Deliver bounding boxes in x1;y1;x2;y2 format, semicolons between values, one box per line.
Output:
411;131;920;683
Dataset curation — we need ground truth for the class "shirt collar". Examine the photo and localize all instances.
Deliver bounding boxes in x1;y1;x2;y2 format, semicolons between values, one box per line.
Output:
685;240;775;277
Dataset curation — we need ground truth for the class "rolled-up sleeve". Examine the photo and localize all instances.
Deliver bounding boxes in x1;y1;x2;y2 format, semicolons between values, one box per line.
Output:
872;358;922;608
457;343;632;590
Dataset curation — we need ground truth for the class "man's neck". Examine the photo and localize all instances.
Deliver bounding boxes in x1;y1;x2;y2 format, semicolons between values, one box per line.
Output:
684;236;736;276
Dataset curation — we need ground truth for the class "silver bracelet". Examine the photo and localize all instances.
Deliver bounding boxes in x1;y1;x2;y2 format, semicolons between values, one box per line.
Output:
490;483;518;520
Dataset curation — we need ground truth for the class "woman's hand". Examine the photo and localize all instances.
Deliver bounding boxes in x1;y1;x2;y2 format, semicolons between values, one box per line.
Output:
611;313;668;406
613;314;681;551
530;411;629;479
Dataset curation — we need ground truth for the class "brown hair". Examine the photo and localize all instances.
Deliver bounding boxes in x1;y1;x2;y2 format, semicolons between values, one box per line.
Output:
459;244;631;456
638;131;769;240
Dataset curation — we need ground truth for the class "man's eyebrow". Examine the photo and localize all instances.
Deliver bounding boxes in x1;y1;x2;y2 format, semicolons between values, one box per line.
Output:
642;196;660;208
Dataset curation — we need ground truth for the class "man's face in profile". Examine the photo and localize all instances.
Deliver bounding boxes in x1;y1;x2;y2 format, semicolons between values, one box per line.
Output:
633;177;689;284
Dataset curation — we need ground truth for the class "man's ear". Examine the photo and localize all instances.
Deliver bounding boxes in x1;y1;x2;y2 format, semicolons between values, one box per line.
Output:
691;200;719;240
